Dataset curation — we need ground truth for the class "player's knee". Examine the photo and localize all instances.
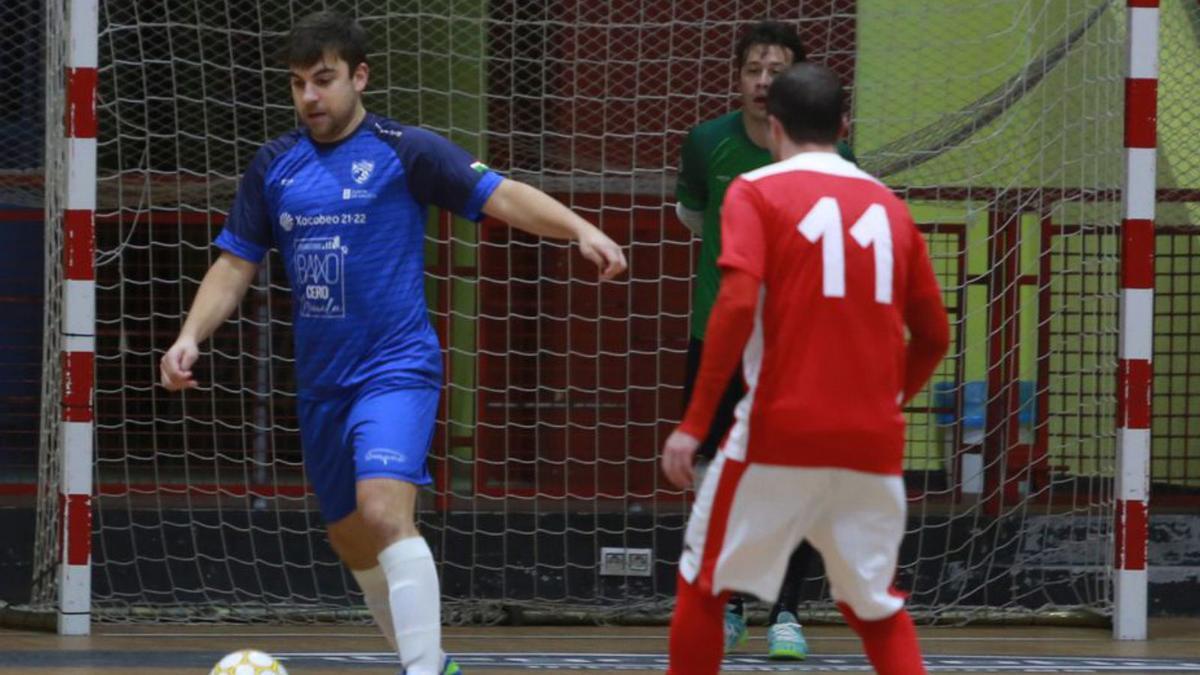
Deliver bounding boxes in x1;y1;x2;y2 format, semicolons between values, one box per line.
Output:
356;501;403;540
354;477;420;544
356;497;416;543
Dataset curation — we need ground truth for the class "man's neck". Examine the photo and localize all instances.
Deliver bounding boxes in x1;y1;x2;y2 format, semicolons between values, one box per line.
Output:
776;140;838;161
741;112;771;149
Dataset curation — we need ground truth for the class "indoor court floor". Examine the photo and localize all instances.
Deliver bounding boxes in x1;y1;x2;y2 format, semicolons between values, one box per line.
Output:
0;619;1198;674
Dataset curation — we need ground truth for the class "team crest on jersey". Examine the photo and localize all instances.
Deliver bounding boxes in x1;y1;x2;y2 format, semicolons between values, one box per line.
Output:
351;159;375;184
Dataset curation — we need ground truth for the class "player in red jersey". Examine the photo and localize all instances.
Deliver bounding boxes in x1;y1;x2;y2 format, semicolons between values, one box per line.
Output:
661;63;949;675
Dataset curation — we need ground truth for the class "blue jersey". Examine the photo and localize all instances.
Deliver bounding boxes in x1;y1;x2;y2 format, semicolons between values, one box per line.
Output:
215;113;503;397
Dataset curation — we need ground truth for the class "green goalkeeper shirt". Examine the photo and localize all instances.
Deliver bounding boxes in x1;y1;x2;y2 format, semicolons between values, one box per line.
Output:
676;110;856;340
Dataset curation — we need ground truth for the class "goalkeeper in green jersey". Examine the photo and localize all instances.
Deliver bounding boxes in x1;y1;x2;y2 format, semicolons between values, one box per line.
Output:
674;20;857;661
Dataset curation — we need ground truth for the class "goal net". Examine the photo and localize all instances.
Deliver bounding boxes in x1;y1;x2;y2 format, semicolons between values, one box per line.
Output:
35;0;1141;624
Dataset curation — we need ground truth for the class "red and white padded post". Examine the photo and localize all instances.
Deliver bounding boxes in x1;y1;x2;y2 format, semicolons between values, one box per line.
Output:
59;0;98;636
1114;0;1158;642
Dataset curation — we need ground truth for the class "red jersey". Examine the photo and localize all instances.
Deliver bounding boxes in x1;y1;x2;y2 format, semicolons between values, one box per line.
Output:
717;152;943;475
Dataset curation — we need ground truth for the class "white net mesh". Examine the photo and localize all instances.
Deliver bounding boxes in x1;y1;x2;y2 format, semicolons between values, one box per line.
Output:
0;0;46;210
1152;1;1200;500
37;0;1137;623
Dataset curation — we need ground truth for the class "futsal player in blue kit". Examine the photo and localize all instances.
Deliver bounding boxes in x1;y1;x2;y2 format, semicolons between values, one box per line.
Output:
159;12;626;675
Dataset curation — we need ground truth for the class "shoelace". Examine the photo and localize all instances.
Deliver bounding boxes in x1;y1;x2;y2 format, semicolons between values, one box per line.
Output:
769;622;803;640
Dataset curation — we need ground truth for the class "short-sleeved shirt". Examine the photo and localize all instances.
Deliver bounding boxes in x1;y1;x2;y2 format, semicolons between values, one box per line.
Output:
718;152;942;475
215;112;503;398
675;110;856;340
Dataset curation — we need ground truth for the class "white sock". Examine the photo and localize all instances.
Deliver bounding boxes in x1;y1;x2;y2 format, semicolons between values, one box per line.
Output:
378;537;442;674
350;566;397;651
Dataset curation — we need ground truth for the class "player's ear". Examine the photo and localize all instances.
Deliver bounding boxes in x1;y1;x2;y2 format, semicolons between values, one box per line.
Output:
839;112;851;140
352;61;369;93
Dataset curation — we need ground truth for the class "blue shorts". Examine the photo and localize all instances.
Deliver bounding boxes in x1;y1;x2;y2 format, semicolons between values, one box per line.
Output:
298;387;439;523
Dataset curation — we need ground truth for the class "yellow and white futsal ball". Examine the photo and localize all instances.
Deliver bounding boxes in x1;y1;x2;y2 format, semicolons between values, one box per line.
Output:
209;649;289;675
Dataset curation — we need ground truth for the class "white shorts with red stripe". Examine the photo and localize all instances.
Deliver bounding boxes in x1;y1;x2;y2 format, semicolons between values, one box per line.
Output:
679;453;908;621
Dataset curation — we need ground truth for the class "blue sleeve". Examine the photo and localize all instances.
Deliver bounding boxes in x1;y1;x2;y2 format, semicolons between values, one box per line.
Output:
399;128;503;222
214;145;275;263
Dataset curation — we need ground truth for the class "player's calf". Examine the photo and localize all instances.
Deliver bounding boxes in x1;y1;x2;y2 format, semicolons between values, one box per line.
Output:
379;536;442;674
838;602;926;675
327;511;382;569
668;574;728;675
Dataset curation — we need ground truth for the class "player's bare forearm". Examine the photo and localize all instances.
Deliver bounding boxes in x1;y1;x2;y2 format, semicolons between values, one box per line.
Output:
178;252;259;345
482;179;628;279
161;252;257;391
483;179;587;240
679;270;759;437
902;294;950;404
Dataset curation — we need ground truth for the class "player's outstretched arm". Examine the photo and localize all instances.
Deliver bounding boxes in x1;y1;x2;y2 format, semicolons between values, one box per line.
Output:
481;178;628;280
160;252;259;391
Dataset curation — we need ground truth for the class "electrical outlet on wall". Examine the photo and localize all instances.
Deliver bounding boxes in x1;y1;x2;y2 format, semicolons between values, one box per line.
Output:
599;547;653;577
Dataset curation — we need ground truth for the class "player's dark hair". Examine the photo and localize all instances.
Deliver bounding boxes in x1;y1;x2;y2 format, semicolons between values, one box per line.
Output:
280;12;368;71
735;21;807;69
767;63;845;145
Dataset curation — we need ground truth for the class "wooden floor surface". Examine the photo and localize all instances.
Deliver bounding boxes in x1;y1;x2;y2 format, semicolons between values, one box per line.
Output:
0;619;1197;673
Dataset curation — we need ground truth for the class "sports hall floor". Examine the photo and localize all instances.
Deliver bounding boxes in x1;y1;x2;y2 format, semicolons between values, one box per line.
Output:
1;619;1198;674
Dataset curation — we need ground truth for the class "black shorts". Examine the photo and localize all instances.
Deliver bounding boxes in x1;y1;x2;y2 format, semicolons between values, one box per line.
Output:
681;336;746;461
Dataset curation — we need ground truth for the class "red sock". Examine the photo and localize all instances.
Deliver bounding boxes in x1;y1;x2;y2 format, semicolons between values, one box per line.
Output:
667;573;727;675
838;602;926;675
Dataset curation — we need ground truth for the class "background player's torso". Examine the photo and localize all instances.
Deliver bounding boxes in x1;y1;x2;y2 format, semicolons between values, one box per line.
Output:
264;123;442;396
679;112;857;340
682;112;772;340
